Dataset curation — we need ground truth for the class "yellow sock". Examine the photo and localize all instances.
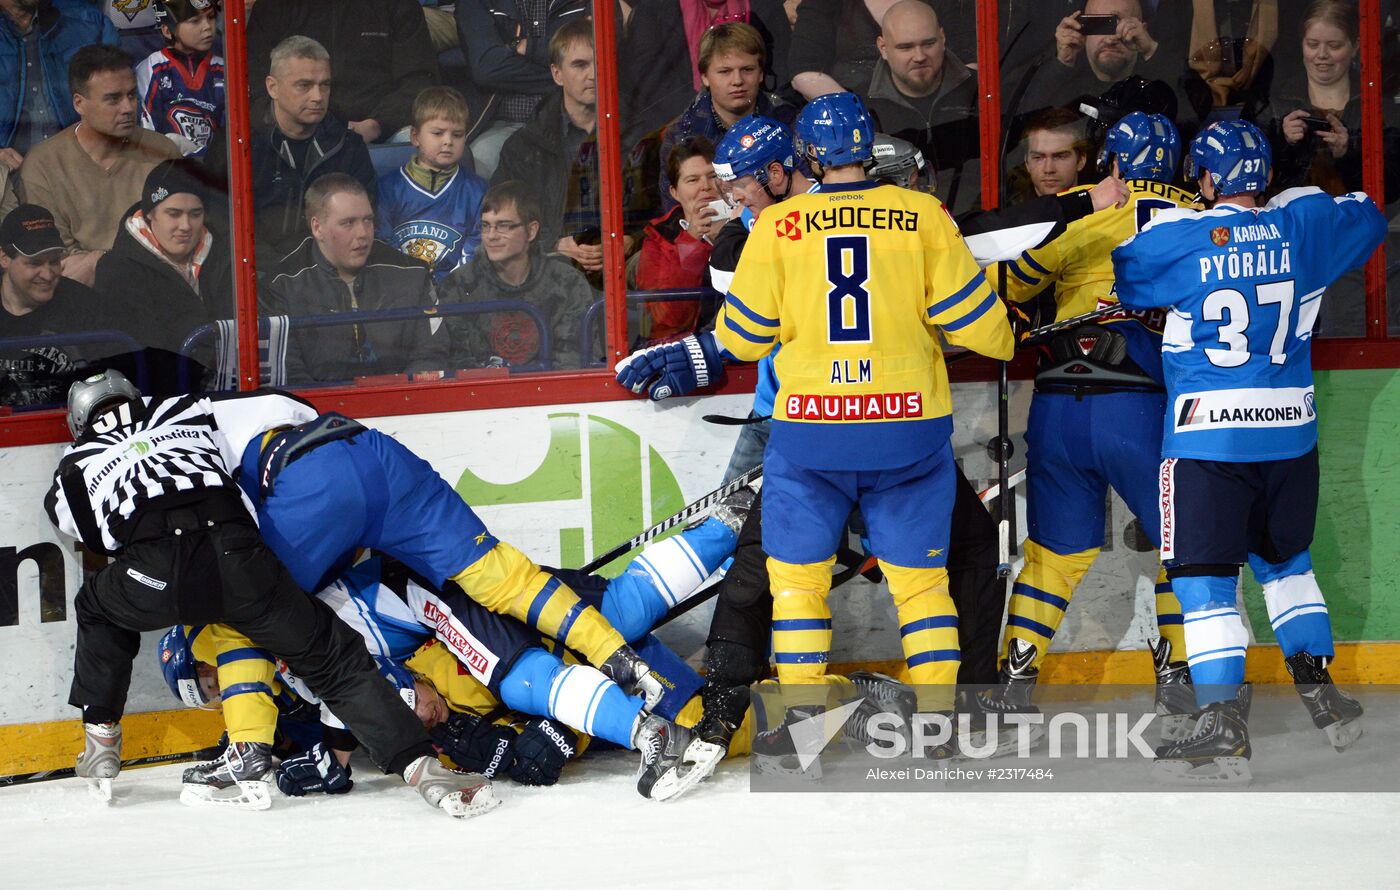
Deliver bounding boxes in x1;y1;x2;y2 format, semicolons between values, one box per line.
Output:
768;556;852;708
1153;563;1187;661
451;541;625;666
881;562;959;711
1004;540;1098;669
192;624;279;745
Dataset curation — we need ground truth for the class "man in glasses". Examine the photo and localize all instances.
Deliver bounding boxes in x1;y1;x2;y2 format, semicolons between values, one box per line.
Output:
262;173;448;384
440;180;596;370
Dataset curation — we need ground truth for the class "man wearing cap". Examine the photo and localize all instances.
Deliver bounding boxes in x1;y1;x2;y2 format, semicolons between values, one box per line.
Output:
95;158;232;371
17;43;181;286
0;204;118;407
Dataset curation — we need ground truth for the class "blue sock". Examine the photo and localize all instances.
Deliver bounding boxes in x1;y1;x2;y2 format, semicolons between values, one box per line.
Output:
498;648;642;748
1174;574;1248;706
603;517;737;641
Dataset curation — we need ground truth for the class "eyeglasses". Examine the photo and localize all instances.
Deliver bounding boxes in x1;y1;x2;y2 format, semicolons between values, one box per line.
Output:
479;221;525;234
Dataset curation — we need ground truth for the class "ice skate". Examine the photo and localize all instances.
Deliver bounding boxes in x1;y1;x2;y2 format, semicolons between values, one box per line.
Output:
1151;637;1196;743
180;741;275;810
75;722;122;804
403;755;499;818
1285;652;1364;751
601;644;664;711
751;704;827;781
702;482;757;536
686;683;749;787
843;671;915;749
633;713;709;801
1153;685;1252;786
969;640;1045;756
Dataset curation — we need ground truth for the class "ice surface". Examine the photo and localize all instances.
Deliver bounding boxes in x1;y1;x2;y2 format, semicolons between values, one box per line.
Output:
3;748;1397;888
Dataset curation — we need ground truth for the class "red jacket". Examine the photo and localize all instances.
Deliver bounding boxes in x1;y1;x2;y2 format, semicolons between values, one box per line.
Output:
636;205;713;342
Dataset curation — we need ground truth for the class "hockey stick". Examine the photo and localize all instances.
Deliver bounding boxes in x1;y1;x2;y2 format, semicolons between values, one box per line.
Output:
579;464;764;574
0;744;222;788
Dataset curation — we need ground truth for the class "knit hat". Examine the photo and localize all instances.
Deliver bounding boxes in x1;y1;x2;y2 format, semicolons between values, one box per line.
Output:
154;0;219;30
142;159;208;215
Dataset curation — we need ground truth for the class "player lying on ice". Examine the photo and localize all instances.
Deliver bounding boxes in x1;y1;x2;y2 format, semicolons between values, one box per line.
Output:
48;372;496;818
158;491;756;808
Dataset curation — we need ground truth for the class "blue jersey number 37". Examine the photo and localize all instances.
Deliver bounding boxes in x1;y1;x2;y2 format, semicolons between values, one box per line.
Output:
826;235;872;343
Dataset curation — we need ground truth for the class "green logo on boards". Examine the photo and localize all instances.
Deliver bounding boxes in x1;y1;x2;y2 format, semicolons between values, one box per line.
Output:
454;413;685;574
123;441;151;460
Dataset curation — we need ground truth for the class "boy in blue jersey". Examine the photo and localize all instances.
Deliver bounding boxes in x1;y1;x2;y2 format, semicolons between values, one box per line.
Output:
1113;120;1382;783
376;87;488;282
135;0;226;158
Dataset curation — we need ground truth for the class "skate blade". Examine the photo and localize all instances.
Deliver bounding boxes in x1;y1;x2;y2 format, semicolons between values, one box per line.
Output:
1325;718;1363;752
1152;756;1252;786
647;740;725;802
1159;714;1195;745
85;777;113;804
180;778;273;811
753;752;822;781
438;782;501;819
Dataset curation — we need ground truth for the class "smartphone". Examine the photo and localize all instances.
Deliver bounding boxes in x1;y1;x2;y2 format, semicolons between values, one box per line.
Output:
573;226;602;246
1302;115;1332;133
1078;13;1119;36
705;198;732;220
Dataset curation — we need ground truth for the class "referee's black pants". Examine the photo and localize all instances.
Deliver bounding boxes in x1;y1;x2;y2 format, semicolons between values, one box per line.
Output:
69;491;435;775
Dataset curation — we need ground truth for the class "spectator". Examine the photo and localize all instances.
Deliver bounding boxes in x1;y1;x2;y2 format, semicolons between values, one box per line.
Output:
1268;1;1399;198
1;0;118;169
18;44;181;286
636;137;723;342
494;20;654;286
441;180;596;370
620;0;793;143
261;174;448;384
1013;0;1178;119
862;0;978;211
657;22;796;211
134;0;226;158
1186;0;1278;116
454;0;590;179
789;0;925;100
246;0;438;144
250;35;376;265
378;86;490;283
0;204;118;407
1021;106;1088;198
95;159;232;368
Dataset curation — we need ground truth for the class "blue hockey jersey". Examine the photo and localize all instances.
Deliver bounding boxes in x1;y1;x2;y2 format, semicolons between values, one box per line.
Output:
1113;187;1385;462
376;164;488;282
135;48;225;157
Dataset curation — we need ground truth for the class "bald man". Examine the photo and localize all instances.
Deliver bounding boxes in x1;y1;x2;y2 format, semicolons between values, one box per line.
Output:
862;0;979;211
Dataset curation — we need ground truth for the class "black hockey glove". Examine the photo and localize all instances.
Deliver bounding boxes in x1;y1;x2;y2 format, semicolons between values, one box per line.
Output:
275;743;353;796
508;718;579;786
429;711;517;779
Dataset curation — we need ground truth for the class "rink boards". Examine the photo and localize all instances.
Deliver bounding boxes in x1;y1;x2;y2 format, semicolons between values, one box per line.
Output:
2;373;1397;773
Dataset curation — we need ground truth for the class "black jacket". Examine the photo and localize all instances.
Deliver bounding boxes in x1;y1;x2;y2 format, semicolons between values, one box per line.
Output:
261;237;449;384
619;0;792;146
246;0;438;138
453;0;591;136
249;115;376;265
96;204;235;358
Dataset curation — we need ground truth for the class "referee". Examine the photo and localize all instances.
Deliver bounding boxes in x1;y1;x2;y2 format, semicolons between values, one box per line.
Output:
46;370;496;818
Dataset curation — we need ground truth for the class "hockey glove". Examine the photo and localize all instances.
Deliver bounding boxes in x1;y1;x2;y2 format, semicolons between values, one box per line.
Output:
429;711;517;779
275;742;354;796
508;718;579;786
614;332;725;401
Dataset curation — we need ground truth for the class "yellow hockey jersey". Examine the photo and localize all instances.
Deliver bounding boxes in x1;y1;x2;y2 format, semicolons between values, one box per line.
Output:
1000;180;1200;320
716;181;1013;470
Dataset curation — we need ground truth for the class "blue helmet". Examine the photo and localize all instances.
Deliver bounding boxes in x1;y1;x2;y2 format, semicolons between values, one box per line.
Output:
1098;111;1180;182
159;626;209;708
713;115;795;186
1186;120;1272;197
795;92;874;168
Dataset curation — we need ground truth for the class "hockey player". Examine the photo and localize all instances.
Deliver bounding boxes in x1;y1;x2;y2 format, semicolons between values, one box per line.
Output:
985;112;1197;741
207;389;665;709
135;1;225;158
1113;120;1381;782
47;371;494;817
376;87;489;282
163;499;753;802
